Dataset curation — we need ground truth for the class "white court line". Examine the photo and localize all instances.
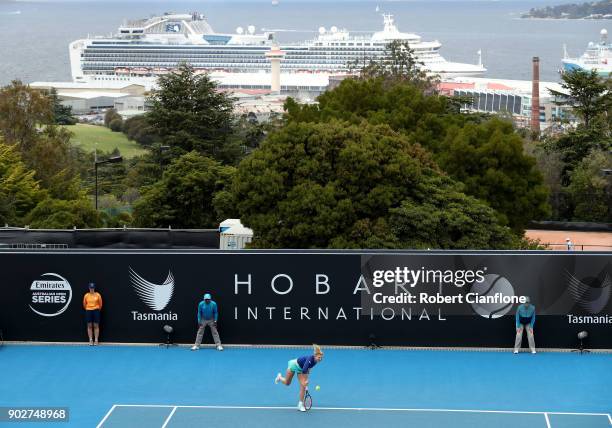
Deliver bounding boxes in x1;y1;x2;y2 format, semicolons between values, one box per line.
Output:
544;413;551;428
160;407;177;428
110;404;611;417
96;404;117;428
607;413;612;425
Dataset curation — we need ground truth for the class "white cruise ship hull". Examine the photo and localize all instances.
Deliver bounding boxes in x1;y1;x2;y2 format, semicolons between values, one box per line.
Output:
70;13;485;87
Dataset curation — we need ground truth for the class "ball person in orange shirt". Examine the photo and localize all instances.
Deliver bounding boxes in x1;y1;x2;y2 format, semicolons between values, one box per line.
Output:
83;283;103;346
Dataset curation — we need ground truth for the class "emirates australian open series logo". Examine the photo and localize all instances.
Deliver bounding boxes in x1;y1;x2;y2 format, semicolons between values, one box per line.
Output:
129;267;178;321
29;273;72;317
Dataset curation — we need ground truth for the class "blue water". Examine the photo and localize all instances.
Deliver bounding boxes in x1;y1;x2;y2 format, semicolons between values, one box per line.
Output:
0;0;607;85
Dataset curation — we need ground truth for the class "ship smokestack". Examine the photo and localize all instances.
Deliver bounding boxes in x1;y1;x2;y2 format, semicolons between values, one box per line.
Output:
531;56;540;133
265;44;286;94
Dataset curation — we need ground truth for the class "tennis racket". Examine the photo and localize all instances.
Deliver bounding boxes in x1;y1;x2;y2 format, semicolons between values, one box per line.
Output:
304;388;313;410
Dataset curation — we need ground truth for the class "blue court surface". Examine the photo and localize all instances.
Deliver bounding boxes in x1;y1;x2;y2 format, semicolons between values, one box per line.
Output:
0;345;610;427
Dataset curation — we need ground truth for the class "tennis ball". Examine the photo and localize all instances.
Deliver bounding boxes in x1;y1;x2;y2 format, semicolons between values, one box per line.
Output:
469;274;515;319
315;385;320;391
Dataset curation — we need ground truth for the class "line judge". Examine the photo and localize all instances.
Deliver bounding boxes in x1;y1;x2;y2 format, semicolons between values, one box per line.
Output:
513;297;536;354
191;293;223;351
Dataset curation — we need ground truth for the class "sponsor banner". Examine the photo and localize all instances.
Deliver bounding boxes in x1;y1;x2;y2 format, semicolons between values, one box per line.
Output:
0;251;610;348
29;273;72;317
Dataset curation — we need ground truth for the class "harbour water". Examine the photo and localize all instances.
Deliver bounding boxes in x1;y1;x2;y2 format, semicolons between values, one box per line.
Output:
0;0;606;85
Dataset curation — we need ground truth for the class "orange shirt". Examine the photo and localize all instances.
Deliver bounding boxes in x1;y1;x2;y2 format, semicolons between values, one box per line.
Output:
83;292;103;311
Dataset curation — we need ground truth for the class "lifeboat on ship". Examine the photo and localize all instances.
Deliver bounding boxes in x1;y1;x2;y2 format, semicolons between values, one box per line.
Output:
132;67;150;75
152;67;170;75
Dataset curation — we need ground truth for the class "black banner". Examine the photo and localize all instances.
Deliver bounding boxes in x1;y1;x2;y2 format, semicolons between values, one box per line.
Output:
0;250;610;348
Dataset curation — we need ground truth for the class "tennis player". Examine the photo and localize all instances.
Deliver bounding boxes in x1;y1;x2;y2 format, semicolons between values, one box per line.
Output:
274;344;323;412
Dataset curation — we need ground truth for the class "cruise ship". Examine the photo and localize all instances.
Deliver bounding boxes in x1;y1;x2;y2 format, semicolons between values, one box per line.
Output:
69;12;486;87
562;29;612;76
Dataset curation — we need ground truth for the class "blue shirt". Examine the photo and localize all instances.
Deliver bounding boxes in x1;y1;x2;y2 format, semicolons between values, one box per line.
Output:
297;355;318;374
516;304;535;328
197;300;218;323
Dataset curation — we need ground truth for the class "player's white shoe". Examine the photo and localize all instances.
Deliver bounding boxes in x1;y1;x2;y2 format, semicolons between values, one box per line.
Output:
531;350;536;354
513;350;518;354
191;345;199;351
274;373;282;384
217;345;224;351
298;402;306;412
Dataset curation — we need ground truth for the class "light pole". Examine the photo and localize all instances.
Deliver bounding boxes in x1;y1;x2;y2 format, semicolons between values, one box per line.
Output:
603;168;612;220
94;155;123;210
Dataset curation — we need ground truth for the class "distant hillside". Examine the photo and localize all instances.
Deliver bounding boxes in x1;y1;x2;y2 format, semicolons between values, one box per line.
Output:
522;0;612;19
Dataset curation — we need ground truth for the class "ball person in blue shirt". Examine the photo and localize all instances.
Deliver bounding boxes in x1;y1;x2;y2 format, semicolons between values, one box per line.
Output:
274;344;324;412
191;293;223;351
514;297;536;354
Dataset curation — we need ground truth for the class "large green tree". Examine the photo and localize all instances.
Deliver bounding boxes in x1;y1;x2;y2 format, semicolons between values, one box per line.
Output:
565;150;612;222
550;69;611;128
285;79;549;231
543;71;612;218
49;88;76;125
122;115;160;147
26;198;102;229
0;143;45;226
147;63;240;163
23;125;83;200
0;80;53;151
228;120;516;249
132;151;235;228
353;40;436;90
437;119;550;231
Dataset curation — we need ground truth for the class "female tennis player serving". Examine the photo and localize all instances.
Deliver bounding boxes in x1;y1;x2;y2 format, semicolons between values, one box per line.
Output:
275;344;323;412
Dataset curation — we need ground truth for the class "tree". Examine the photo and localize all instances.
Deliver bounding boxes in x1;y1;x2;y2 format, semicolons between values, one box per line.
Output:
524;138;568;220
147;63;239;163
0;80;53;151
543;122;612;185
0;142;45;226
543;70;611;210
22;125;83;200
437;118;550;231
235;114;268;152
285;79;549;231
132;151;235;228
49;88;76;125
565;150;612;222
104;109;122;127
351;40;436;90
286;78;451;133
388;177;517;249
122;115;160;146
109;118;123;132
549;69;611;128
229;120;516;249
26;198;102;228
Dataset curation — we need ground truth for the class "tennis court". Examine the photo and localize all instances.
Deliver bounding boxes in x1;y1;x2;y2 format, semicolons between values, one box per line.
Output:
1;344;610;427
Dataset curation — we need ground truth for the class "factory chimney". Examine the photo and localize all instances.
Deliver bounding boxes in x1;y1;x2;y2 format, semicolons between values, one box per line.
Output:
531;57;540;133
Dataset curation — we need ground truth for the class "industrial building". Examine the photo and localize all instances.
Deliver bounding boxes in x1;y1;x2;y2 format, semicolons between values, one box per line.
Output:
438;76;573;130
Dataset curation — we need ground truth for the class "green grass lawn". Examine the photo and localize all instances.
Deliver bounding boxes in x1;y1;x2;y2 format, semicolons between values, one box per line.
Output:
65;124;148;158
